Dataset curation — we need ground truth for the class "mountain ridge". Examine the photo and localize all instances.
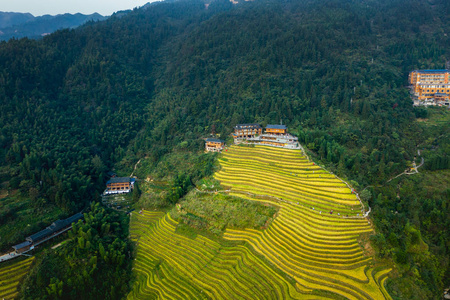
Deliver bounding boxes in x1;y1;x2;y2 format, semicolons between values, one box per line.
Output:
0;11;106;40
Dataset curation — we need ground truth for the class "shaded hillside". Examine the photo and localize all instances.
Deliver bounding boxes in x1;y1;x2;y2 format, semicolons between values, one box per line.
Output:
0;0;220;250
0;12;106;41
0;12;34;28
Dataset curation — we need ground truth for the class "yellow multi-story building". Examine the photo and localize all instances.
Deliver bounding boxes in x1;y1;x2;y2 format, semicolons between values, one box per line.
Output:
409;69;450;101
265;124;287;135
232;123;299;149
232;124;262;139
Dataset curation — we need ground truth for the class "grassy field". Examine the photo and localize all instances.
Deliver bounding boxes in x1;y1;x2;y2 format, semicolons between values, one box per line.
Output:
128;145;392;299
215;145;392;300
0;257;34;299
0;190;63;253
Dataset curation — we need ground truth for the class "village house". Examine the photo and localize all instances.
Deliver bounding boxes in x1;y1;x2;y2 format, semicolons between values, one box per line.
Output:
233;123;299;149
104;177;135;195
205;138;225;152
265;124;287;135
231;124;262;139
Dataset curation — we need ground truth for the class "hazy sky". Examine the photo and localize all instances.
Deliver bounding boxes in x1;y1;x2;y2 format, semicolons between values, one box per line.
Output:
0;0;156;16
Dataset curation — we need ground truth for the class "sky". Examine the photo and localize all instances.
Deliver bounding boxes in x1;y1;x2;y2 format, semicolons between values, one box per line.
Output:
0;0;156;16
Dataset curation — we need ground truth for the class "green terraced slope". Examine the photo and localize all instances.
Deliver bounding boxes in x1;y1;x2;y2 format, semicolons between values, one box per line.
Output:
0;257;34;300
216;145;392;300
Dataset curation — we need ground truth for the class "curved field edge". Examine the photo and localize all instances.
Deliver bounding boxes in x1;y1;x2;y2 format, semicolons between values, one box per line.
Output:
216;145;392;300
127;211;338;299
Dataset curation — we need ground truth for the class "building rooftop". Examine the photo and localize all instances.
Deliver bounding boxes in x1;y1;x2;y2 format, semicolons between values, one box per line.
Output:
235;124;261;130
413;69;450;73
26;228;53;243
48;213;84;232
206;138;224;143
12;241;31;250
266;124;287;130
24;212;84;244
107;177;131;184
65;212;84;224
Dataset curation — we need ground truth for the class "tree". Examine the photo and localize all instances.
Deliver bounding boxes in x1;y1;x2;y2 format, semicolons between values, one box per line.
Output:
360;189;372;203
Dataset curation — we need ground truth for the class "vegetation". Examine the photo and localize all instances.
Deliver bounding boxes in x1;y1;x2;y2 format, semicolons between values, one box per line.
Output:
171;191;278;235
0;191;63;252
20;203;132;299
133;151;218;209
0;0;448;298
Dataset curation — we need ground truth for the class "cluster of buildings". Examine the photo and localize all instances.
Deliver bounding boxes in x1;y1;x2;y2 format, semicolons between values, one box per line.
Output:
11;213;83;255
205;123;300;152
409;69;450;106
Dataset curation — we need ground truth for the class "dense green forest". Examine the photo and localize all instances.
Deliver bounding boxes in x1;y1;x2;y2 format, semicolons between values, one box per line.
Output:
0;0;449;298
20;203;132;299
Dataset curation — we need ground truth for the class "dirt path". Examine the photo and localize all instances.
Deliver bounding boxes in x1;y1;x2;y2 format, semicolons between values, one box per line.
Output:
387;156;424;182
130;159;141;177
51;240;67;249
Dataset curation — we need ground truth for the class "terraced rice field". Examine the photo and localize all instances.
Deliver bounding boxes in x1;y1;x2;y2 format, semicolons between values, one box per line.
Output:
215;145;392;300
128;211;312;299
0;257;34;299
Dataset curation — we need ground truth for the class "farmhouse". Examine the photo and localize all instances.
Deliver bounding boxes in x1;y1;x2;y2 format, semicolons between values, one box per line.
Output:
205;138;225;152
409;69;450;106
265;124;287;135
105;177;135;194
232;124;262;139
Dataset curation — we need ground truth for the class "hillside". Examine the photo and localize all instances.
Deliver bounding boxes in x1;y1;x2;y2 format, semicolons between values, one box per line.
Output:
0;12;106;41
128;145;391;299
217;146;389;299
0;0;448;298
0;12;34;28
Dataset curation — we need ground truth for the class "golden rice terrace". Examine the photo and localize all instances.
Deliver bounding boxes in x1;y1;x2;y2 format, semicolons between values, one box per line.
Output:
215;145;391;300
128;145;392;299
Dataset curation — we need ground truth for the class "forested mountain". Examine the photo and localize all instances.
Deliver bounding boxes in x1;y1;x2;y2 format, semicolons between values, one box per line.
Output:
0;0;449;298
0;12;106;41
0;12;34;28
